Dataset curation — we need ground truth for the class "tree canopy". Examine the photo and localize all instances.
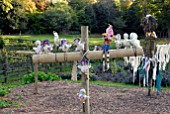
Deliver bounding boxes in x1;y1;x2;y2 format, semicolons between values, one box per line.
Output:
0;0;170;37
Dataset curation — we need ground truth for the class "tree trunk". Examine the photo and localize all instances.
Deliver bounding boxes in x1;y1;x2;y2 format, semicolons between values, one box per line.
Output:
168;27;170;38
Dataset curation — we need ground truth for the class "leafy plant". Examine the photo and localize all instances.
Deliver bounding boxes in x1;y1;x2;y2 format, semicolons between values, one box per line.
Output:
23;72;61;84
0;86;12;97
0;100;11;108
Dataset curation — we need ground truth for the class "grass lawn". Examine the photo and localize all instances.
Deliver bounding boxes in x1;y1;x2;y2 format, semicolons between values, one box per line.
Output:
2;34;170;48
1;34;116;48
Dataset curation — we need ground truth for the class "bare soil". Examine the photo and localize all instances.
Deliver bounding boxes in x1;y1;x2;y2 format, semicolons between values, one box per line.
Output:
1;81;170;114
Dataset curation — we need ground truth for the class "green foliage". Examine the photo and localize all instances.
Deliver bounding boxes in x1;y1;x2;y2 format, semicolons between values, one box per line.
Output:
111;59;117;74
69;0;96;31
23;72;61;84
32;0;49;12
0;0;13;13
43;1;75;33
0;100;11;109
0;86;12;97
0;88;8;97
27;12;46;34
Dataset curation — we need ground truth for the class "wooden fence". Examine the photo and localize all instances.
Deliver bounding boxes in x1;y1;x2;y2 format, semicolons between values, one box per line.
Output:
0;38;84;83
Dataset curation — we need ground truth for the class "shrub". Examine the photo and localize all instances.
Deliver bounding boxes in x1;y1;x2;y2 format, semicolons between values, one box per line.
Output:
0;100;11;109
23;72;61;84
0;86;12;97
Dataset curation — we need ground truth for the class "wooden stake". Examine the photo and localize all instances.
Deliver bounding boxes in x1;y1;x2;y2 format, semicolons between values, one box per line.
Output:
71;61;77;81
81;26;90;114
34;63;38;94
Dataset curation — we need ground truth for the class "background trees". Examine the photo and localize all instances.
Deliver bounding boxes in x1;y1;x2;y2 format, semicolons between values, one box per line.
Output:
0;0;170;37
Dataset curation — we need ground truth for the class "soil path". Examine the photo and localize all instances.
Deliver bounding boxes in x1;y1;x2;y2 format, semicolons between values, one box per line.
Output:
1;81;170;114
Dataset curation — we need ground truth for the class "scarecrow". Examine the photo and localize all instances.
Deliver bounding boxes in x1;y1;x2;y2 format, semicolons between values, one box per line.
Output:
102;24;114;71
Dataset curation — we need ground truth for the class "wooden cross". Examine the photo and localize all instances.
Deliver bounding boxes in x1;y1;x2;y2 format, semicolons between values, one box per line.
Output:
33;26;143;114
17;26;143;114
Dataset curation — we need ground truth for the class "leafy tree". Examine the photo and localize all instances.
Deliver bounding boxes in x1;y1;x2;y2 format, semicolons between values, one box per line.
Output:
27;12;45;34
69;0;96;32
4;0;29;32
92;0;126;33
0;0;38;34
0;0;13;13
139;0;170;38
21;0;37;13
123;1;143;34
0;0;13;34
43;1;75;33
32;0;49;12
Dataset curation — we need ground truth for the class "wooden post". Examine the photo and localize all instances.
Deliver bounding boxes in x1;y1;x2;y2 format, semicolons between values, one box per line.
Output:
148;62;153;96
71;61;77;81
81;26;90;114
34;63;38;94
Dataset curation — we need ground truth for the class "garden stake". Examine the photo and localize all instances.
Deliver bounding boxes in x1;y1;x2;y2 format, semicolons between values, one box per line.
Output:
142;0;158;96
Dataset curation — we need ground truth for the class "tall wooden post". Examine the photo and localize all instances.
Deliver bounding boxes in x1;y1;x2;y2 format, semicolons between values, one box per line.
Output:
34;63;38;94
71;61;77;81
142;0;156;96
81;26;90;114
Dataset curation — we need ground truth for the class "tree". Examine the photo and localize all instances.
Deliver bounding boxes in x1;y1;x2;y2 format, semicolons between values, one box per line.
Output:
43;1;75;33
27;12;45;34
123;1;143;34
0;0;13;34
21;0;37;13
0;0;13;13
32;0;49;12
0;0;38;34
92;0;126;33
141;0;170;38
69;0;96;32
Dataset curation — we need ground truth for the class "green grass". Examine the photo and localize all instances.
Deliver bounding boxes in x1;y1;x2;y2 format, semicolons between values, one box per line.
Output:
65;79;170;90
65;79;140;88
90;80;140;88
1;34;116;48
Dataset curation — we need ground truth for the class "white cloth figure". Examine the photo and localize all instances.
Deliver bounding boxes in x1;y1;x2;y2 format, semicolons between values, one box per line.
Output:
152;57;157;81
59;39;72;52
53;31;59;47
123;56;129;66
123;33;130;48
43;44;53;53
143;57;150;86
42;40;53;53
78;88;89;102
33;40;42;54
129;32;141;48
159;45;166;70
115;34;122;49
73;38;84;52
128;56;142;83
78;64;91;75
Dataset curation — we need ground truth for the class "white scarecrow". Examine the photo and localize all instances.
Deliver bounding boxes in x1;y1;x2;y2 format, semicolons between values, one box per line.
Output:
42;39;53;53
59;39;72;52
33;40;43;54
73;37;84;52
53;31;60;49
78;88;89;102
